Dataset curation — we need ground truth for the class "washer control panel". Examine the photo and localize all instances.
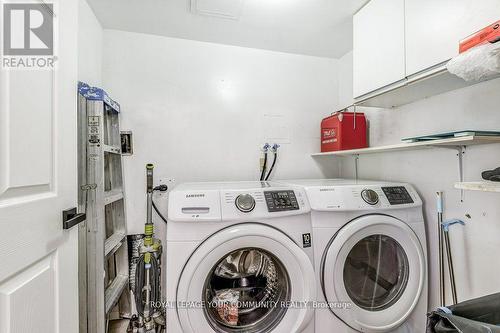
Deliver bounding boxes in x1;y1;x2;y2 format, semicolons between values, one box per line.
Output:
382;186;414;205
264;190;300;212
168;182;310;222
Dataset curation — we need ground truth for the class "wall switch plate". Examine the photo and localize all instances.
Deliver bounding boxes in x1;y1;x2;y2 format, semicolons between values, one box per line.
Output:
120;131;133;155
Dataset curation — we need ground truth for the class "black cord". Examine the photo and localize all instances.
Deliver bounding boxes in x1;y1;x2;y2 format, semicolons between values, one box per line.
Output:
153;185;168;192
152;186;168;224
152;199;168;224
265;151;278;181
260;152;268;181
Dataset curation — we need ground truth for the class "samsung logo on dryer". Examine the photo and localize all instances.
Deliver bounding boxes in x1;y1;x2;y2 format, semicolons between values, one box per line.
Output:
186;193;205;198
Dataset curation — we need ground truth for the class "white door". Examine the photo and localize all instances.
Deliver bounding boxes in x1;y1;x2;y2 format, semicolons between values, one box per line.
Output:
321;215;426;333
177;224;316;333
353;0;406;98
405;0;500;76
0;1;80;333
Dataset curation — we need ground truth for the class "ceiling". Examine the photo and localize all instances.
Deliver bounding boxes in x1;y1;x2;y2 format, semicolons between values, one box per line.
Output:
87;0;369;58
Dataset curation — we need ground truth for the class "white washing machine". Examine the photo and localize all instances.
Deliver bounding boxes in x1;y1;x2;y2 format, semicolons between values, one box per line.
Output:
279;180;428;333
166;181;316;333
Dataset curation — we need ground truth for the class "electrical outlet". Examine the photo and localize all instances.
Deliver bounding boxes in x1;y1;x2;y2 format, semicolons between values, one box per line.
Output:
158;177;176;196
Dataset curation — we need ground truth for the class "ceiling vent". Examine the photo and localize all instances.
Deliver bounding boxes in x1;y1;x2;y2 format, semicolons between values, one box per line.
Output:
190;0;245;20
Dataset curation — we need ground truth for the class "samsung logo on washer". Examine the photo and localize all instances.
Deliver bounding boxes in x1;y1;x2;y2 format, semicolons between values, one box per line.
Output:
319;188;336;192
186;194;205;198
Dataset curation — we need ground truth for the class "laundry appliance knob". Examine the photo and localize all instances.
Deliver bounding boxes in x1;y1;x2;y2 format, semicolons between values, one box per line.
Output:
235;194;256;213
361;189;379;205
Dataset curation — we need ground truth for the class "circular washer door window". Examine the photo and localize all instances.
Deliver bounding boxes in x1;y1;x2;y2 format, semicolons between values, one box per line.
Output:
176;224;316;333
322;215;425;332
203;248;290;333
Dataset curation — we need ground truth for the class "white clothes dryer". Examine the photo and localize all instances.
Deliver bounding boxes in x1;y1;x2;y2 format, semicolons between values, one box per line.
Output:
279;179;428;333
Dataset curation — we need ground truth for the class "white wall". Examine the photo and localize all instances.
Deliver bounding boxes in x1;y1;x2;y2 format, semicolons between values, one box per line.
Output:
338;50;354;109
77;0;103;86
102;30;340;234
338;51;500;309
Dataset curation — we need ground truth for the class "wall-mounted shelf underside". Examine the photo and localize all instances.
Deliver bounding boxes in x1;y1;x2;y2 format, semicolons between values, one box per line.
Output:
354;65;500;108
455;181;500;193
312;135;500;158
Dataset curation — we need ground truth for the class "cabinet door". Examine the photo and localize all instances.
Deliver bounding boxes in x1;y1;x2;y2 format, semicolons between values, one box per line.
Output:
353;0;406;98
406;0;500;76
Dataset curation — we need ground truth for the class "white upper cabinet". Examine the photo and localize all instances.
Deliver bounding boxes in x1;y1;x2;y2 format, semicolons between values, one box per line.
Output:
353;0;500;102
353;0;406;98
405;0;500;76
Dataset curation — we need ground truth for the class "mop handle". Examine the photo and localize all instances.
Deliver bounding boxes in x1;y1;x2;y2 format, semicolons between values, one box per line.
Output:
437;192;445;306
436;193;443;214
442;219;466;305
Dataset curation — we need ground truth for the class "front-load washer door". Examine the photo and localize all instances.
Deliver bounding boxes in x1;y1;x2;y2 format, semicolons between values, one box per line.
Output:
321;215;426;333
176;223;316;333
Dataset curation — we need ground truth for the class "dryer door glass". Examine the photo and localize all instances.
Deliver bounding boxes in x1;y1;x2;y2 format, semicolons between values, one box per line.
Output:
203;248;291;333
343;235;409;311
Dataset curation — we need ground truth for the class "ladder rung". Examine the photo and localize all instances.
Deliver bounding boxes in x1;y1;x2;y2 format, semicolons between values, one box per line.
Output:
103;144;121;154
105;274;128;314
105;232;126;258
104;189;124;205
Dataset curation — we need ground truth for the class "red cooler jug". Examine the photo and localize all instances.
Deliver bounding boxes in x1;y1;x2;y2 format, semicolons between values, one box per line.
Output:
321;112;367;152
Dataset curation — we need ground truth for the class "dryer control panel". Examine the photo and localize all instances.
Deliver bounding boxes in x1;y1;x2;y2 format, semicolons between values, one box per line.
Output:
382;186;414;205
293;181;422;212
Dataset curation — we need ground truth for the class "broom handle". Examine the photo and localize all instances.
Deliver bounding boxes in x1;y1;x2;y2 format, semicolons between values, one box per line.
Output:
444;230;458;304
437;192;446;306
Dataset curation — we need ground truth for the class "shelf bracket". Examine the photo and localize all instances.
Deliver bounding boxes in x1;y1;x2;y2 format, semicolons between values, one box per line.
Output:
434;145;467;202
445;146;467;202
354;154;360;181
456;146;466;182
457;146;466;202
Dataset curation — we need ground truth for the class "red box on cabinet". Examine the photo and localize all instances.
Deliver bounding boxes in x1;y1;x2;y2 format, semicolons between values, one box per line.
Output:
321;112;367;152
459;20;500;53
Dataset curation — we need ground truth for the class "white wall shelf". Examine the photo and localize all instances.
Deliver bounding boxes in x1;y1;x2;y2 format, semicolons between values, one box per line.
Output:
311;135;500;158
455;181;500;193
313;135;500;201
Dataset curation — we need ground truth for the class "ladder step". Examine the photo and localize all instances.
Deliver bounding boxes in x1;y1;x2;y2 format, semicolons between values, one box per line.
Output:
104;189;124;205
105;232;126;258
103;144;121;154
105;274;128;314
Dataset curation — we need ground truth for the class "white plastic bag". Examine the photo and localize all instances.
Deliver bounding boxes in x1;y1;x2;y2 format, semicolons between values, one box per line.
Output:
447;42;500;82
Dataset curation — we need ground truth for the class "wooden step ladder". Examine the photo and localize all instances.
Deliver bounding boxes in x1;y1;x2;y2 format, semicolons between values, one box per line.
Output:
78;82;130;333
